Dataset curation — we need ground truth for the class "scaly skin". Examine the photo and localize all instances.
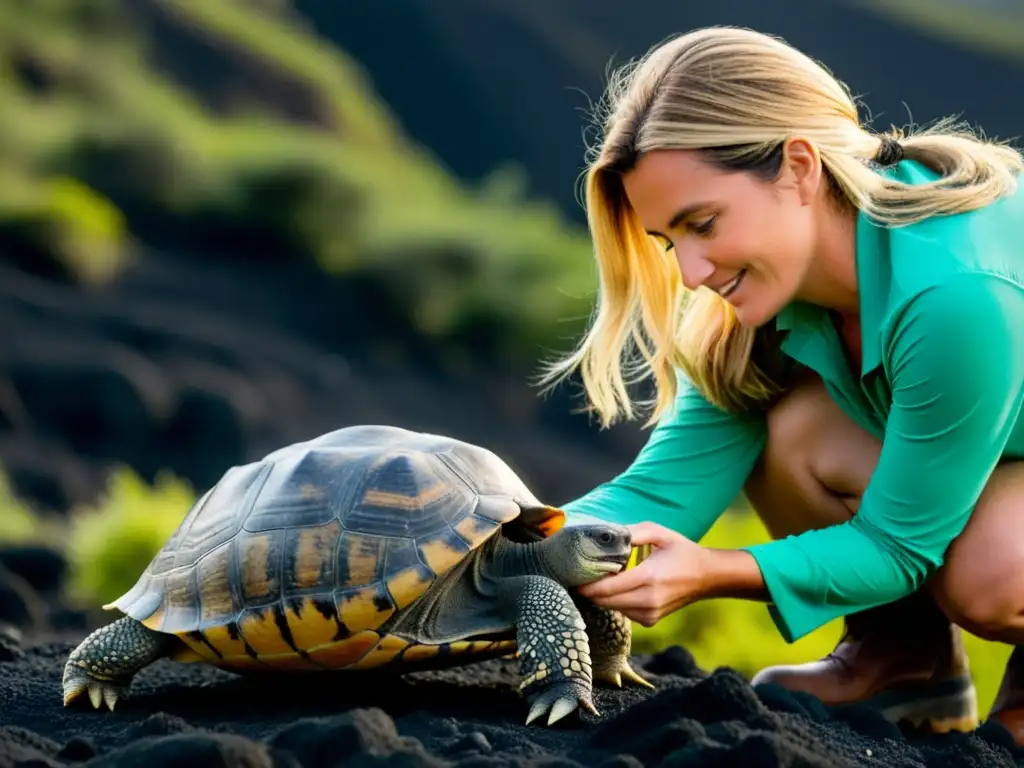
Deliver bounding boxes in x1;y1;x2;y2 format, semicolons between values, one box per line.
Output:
512;575;600;726
62;616;175;710
573;596;653;690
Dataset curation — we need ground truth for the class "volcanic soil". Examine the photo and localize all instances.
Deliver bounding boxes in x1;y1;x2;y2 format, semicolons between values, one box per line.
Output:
2;624;1024;768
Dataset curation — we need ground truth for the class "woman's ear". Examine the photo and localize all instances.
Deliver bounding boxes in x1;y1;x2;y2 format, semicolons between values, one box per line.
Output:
779;137;822;206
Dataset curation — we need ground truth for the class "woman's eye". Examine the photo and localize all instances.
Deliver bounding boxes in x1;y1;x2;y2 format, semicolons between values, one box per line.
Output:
689;215;716;236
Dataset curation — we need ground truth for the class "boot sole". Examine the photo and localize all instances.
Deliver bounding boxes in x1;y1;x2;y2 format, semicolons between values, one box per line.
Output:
863;674;979;733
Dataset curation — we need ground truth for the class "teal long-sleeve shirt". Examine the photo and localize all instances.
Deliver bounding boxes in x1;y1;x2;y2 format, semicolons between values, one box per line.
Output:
562;159;1024;643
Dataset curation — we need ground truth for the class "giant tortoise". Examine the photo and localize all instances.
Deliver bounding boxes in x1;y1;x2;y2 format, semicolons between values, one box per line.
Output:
62;425;653;725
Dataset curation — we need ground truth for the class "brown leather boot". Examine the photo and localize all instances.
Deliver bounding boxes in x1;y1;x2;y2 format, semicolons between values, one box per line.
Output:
988;646;1024;746
751;591;978;733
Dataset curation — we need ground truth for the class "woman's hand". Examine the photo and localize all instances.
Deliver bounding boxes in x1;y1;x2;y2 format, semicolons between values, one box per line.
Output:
575;521;711;627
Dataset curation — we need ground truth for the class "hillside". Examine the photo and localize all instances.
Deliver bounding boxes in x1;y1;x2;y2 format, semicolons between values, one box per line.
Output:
0;0;629;517
291;0;1024;223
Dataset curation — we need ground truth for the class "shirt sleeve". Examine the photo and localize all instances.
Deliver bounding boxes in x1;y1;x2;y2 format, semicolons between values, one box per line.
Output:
745;273;1024;643
561;371;767;542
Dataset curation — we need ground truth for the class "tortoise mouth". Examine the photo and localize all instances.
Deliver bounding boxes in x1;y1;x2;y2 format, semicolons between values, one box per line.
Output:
586;552;631;570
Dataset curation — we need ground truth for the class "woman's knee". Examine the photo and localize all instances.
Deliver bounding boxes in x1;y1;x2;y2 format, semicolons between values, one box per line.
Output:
932;549;1024;642
744;374;880;538
932;570;1018;641
929;463;1024;641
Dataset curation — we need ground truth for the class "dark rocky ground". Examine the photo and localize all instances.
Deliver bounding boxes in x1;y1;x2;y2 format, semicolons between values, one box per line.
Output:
2;545;1024;768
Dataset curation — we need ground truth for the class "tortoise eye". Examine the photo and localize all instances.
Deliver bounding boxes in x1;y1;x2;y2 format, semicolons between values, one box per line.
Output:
597;532;613;545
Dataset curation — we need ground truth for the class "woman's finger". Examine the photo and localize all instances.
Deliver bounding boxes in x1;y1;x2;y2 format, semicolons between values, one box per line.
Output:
584;586;656;611
626;521;678;547
604;590;690;625
576;562;649;599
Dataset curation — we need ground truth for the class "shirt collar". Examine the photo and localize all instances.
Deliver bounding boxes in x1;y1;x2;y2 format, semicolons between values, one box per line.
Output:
773;160;924;381
773;213;886;381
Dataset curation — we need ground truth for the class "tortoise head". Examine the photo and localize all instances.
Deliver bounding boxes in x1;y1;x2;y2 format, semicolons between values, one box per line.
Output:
543;522;633;587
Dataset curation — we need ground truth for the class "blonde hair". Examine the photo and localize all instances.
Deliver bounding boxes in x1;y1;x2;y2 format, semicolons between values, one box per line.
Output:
540;26;1023;428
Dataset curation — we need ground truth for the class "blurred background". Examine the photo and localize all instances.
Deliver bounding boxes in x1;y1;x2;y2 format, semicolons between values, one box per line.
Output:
2;0;1022;719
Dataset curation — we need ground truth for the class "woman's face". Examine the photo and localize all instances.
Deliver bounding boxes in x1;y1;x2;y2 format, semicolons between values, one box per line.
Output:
621;141;824;327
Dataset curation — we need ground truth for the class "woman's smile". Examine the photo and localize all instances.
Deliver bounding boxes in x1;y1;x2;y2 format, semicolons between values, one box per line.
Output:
712;269;746;299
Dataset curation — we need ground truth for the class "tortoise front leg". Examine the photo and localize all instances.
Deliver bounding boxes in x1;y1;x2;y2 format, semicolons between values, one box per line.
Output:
504;575;598;726
572;596;654;690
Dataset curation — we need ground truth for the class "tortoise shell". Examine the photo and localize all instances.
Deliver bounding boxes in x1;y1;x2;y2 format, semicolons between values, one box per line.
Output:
105;425;565;672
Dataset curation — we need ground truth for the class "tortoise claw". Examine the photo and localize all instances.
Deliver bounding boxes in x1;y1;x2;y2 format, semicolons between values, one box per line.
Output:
622;663;655;689
596;660;655;690
524;680;598;726
63;671;125;712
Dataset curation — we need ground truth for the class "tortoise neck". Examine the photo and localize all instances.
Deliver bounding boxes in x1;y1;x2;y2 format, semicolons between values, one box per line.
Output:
488;536;561;582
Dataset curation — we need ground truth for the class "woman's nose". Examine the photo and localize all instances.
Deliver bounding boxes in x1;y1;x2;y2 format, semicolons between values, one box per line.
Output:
675;246;715;291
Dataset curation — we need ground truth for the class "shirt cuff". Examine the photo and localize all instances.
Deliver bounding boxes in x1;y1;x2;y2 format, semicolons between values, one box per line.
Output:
742;538;894;643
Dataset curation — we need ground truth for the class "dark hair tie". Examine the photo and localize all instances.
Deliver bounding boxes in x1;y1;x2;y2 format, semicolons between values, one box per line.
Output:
874;137;904;166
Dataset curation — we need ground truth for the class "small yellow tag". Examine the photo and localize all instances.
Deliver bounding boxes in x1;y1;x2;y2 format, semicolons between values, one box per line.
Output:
625;543;654;570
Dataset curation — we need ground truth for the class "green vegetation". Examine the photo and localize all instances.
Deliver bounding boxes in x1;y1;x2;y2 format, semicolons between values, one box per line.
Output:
63;468;196;608
0;0;596;367
0;470;51;543
0;176;129;284
0;465;194;606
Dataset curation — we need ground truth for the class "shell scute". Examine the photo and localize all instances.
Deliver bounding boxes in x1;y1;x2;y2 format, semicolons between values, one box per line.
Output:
334;582;395;632
171;461;270;571
381;535;435;610
236;529;282;607
417;525;473;577
242;448;363;533
304;630;381;669
195;541;235;628
237;605;292;655
453;511;502;548
160;567;201;633
343;450;467;537
336;530;386;588
282;519;342;594
282;598;341;651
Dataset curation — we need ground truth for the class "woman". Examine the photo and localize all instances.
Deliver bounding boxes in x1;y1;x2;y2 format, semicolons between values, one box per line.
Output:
541;26;1024;741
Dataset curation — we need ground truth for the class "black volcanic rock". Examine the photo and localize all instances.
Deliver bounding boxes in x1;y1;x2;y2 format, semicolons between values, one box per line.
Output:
0;641;1021;767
